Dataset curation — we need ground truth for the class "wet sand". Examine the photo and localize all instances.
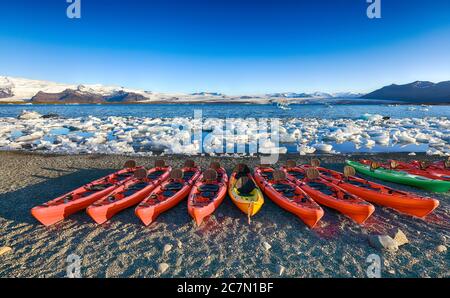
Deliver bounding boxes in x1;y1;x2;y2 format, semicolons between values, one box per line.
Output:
0;151;448;277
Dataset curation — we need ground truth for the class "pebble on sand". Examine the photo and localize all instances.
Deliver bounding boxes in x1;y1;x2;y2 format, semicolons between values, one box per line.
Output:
277;265;285;276
368;235;399;252
0;246;12;256
436;245;447;253
164;244;173;253
262;241;272;251
158;263;169;273
390;228;409;247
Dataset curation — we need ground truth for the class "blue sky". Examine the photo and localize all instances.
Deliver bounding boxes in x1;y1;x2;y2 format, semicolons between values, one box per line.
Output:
0;0;449;94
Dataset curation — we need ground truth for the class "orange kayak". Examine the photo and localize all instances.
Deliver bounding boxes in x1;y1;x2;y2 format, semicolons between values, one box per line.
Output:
135;161;201;226
31;160;141;226
310;164;439;218
188;162;228;226
253;166;323;228
281;161;375;224
86;160;171;224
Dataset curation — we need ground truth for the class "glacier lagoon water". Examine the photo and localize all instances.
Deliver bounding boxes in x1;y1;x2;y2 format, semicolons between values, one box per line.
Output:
0;103;449;119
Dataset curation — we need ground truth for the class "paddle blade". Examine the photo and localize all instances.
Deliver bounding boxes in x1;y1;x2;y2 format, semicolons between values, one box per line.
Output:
311;158;321;167
170;169;184;179
203;169;218;181
445;158;450;169
419;161;429;170
154;159;166;168
343;166;356;178
134;168;147;180
209;161;221;170
184;159;195;168
370;161;380;170
123;160;136;169
390;160;398;169
306;168;320;180
273;170;287;181
285;160;296;168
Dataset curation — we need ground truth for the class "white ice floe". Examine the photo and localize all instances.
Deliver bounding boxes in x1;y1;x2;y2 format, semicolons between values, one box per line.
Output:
18;110;42;120
0;113;448;156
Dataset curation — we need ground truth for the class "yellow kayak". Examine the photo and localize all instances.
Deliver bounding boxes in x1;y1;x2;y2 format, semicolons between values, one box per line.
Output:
228;169;264;217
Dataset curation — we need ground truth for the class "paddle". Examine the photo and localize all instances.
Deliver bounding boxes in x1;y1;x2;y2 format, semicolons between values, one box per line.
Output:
285;160;296;168
343;166;356;180
306;168;320;180
184;159;195;168
370;161;380;172
445;157;450;169
154;159;166;168
389;160;398;169
123;160;137;169
311;158;321;168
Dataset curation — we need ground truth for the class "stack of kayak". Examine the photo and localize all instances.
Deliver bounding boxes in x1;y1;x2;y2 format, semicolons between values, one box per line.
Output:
32;160;231;227
280;161;375;224
31;160;142;226
31;158;442;229
307;160;439;218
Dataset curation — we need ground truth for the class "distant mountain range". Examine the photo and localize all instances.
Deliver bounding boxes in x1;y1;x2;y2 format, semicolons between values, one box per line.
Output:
362;81;450;103
0;76;449;104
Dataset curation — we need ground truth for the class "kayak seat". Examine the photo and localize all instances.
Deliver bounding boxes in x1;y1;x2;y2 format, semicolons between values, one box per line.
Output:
261;172;274;180
128;182;148;190
199;191;215;199
117;172;133;178
236;176;256;195
183;170;196;181
306;182;334;196
63;194;74;203
123;182;148;196
288;171;305;180
199;184;219;192
272;183;294;192
164;182;184;191
85;184;113;191
163;190;177;198
342;194;352;200
147;170;166;180
80;191;96;197
283;191;295;198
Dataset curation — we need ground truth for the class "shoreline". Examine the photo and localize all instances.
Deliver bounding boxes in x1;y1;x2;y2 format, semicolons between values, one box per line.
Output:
0;151;448;277
1;101;450;106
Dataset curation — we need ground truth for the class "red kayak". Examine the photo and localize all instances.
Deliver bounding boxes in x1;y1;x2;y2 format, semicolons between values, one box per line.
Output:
308;163;439;218
281;161;375;224
135;160;201;226
254;166;324;228
423;158;450;171
188;162;228;226
360;159;450;181
86;160;171;224
390;159;450;181
31;160;141;226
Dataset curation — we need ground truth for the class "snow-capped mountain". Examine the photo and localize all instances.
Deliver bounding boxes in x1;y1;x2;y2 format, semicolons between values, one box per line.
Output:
361;80;450;103
0;75;366;104
0;76;154;102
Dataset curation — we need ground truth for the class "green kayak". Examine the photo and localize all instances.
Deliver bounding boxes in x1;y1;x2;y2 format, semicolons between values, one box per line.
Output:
346;160;450;193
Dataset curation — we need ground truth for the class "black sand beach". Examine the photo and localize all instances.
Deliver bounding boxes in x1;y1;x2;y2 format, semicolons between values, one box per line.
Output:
0;152;448;277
